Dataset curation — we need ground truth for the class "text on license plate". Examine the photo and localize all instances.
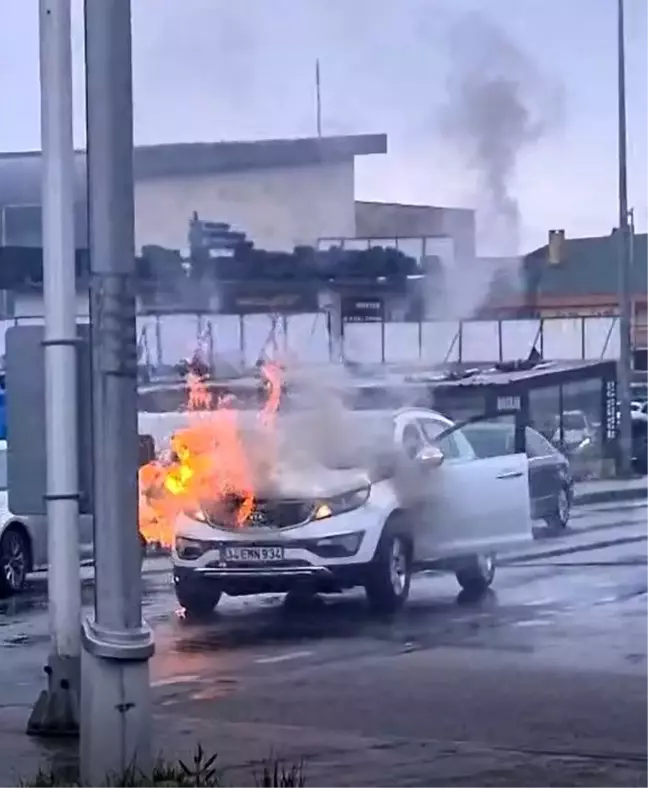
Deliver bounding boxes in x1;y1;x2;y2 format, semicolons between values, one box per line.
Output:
222;546;285;562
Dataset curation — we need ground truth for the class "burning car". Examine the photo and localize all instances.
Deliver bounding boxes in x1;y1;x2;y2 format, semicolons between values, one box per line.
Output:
138;365;533;617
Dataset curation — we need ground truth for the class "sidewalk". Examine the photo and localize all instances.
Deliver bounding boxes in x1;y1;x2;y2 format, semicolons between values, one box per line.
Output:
573;476;647;506
2;704;645;787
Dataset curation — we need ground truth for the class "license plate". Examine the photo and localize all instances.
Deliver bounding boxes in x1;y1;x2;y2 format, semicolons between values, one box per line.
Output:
221;546;285;563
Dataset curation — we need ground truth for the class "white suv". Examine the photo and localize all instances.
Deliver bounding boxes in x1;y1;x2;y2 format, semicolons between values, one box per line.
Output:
172;408;533;616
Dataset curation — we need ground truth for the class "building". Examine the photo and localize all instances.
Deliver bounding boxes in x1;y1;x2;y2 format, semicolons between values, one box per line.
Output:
0;134;387;254
0;133;482;322
354;201;476;261
523;232;647;359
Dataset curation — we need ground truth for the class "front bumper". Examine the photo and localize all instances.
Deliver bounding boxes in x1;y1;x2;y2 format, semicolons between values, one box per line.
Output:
173;560;373;596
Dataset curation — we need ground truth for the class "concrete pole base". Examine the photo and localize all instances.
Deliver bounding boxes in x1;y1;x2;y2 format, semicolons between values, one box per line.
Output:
27;654;80;738
80;619;154;785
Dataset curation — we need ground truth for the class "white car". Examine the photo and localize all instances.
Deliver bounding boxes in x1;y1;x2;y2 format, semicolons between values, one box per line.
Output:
0;440;143;597
172;407;533;617
0;440;96;596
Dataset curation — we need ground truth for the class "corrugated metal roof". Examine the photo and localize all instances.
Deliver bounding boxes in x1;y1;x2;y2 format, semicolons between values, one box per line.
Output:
524;233;647;298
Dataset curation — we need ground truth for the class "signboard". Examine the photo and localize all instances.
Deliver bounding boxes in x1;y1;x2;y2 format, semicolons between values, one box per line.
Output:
604;379;617;441
5;325;94;516
218;285;319;314
341;296;384;323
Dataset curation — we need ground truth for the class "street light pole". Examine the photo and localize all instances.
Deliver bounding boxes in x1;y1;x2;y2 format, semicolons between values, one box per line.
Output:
616;0;633;477
27;0;82;738
80;0;154;782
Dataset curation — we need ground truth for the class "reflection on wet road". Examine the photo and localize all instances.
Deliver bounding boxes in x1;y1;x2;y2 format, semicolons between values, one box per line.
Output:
0;502;646;784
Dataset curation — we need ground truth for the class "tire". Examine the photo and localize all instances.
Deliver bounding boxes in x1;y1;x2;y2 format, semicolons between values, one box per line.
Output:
139;532;147;568
455;553;496;595
365;529;412;614
175;581;222;620
0;526;30;597
545;486;571;531
284;584;317;610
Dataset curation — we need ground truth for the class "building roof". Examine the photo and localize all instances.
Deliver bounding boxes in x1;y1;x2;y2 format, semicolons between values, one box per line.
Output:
524;233;647;299
0;133;387;210
355;200;473;215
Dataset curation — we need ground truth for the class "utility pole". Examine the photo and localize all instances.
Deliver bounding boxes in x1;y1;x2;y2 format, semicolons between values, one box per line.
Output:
27;0;82;738
80;0;154;783
616;0;633;477
315;59;322;138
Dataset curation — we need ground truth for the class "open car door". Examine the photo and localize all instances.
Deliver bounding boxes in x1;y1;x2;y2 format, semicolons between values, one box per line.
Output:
414;411;533;561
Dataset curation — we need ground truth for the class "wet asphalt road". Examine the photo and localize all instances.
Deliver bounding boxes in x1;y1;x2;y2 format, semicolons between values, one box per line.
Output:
0;501;646;786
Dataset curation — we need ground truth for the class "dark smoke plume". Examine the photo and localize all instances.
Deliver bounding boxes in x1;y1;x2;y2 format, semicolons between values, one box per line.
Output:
440;14;564;254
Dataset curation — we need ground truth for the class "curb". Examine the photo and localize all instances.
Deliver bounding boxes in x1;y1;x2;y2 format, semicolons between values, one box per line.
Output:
574;486;647;507
501;533;647;565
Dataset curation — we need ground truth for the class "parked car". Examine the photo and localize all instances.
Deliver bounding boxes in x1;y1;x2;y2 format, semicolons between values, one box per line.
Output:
549;410;598;480
630;411;648;475
461;423;574;530
0;438;152;597
172;407;534;618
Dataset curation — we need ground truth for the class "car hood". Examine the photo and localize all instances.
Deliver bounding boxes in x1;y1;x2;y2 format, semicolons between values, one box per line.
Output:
253;462;370;500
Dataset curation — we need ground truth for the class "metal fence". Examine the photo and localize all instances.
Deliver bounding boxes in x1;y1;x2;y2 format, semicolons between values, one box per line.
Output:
0;312;620;370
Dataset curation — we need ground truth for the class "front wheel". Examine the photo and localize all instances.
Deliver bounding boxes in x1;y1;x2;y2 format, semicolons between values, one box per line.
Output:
455;553;495;595
175;580;222;620
0;526;30;597
545;486;571;531
365;531;412;614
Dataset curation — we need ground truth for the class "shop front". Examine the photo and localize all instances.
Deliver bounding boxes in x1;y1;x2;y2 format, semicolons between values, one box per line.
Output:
428;360;618;479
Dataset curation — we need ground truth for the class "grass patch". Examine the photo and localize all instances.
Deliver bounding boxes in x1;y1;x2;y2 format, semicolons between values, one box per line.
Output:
24;746;305;787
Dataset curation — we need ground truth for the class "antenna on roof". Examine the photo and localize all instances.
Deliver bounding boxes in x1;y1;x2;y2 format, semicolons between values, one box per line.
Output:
315;58;322;138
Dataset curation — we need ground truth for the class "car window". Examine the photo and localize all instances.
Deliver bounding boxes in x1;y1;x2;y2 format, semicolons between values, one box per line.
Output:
402;423;425;460
525;427;558;458
460;425;512;458
418;418;475;461
0;449;7;491
561;412;587;431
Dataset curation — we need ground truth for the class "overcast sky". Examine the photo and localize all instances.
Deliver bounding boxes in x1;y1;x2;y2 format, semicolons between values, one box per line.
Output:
0;0;646;254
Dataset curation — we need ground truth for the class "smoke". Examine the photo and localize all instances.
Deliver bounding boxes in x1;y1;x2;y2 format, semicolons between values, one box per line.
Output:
414;13;565;324
439;14;565;256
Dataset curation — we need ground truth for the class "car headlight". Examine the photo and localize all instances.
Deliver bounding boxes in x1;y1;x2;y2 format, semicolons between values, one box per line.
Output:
183;507;208;523
312;487;370;521
175;536;211;559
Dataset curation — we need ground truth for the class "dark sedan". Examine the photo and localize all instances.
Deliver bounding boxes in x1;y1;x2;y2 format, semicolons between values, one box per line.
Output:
462;423;574;530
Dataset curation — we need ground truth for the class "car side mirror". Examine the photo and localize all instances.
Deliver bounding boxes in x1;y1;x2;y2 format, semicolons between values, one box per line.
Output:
415;445;444;469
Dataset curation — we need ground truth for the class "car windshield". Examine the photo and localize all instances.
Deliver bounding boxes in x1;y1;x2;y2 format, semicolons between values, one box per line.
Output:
275;409;395;471
562;413;587;431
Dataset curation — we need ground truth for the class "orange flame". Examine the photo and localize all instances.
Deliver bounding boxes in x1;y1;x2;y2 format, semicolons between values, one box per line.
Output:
138;363;283;548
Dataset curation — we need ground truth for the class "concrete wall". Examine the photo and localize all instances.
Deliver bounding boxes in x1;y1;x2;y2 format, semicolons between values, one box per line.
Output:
13;291;90;319
354;202;476;260
134;161;356;253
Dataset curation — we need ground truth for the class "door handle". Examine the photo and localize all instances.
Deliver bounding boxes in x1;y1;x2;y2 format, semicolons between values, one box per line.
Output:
497;470;524;480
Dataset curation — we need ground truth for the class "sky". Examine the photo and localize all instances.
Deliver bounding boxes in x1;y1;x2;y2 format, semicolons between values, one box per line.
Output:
0;0;646;255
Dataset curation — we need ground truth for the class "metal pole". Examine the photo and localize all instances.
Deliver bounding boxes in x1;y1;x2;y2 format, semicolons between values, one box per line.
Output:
315;59;322;138
616;0;633;477
27;0;82;738
629;208;636;345
80;0;154;782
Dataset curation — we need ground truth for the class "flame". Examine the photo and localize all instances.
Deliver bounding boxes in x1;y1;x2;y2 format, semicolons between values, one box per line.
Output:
138;362;283;548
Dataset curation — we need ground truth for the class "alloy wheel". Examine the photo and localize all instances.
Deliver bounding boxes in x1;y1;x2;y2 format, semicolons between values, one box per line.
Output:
557;489;570;525
2;531;27;592
389;537;407;595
